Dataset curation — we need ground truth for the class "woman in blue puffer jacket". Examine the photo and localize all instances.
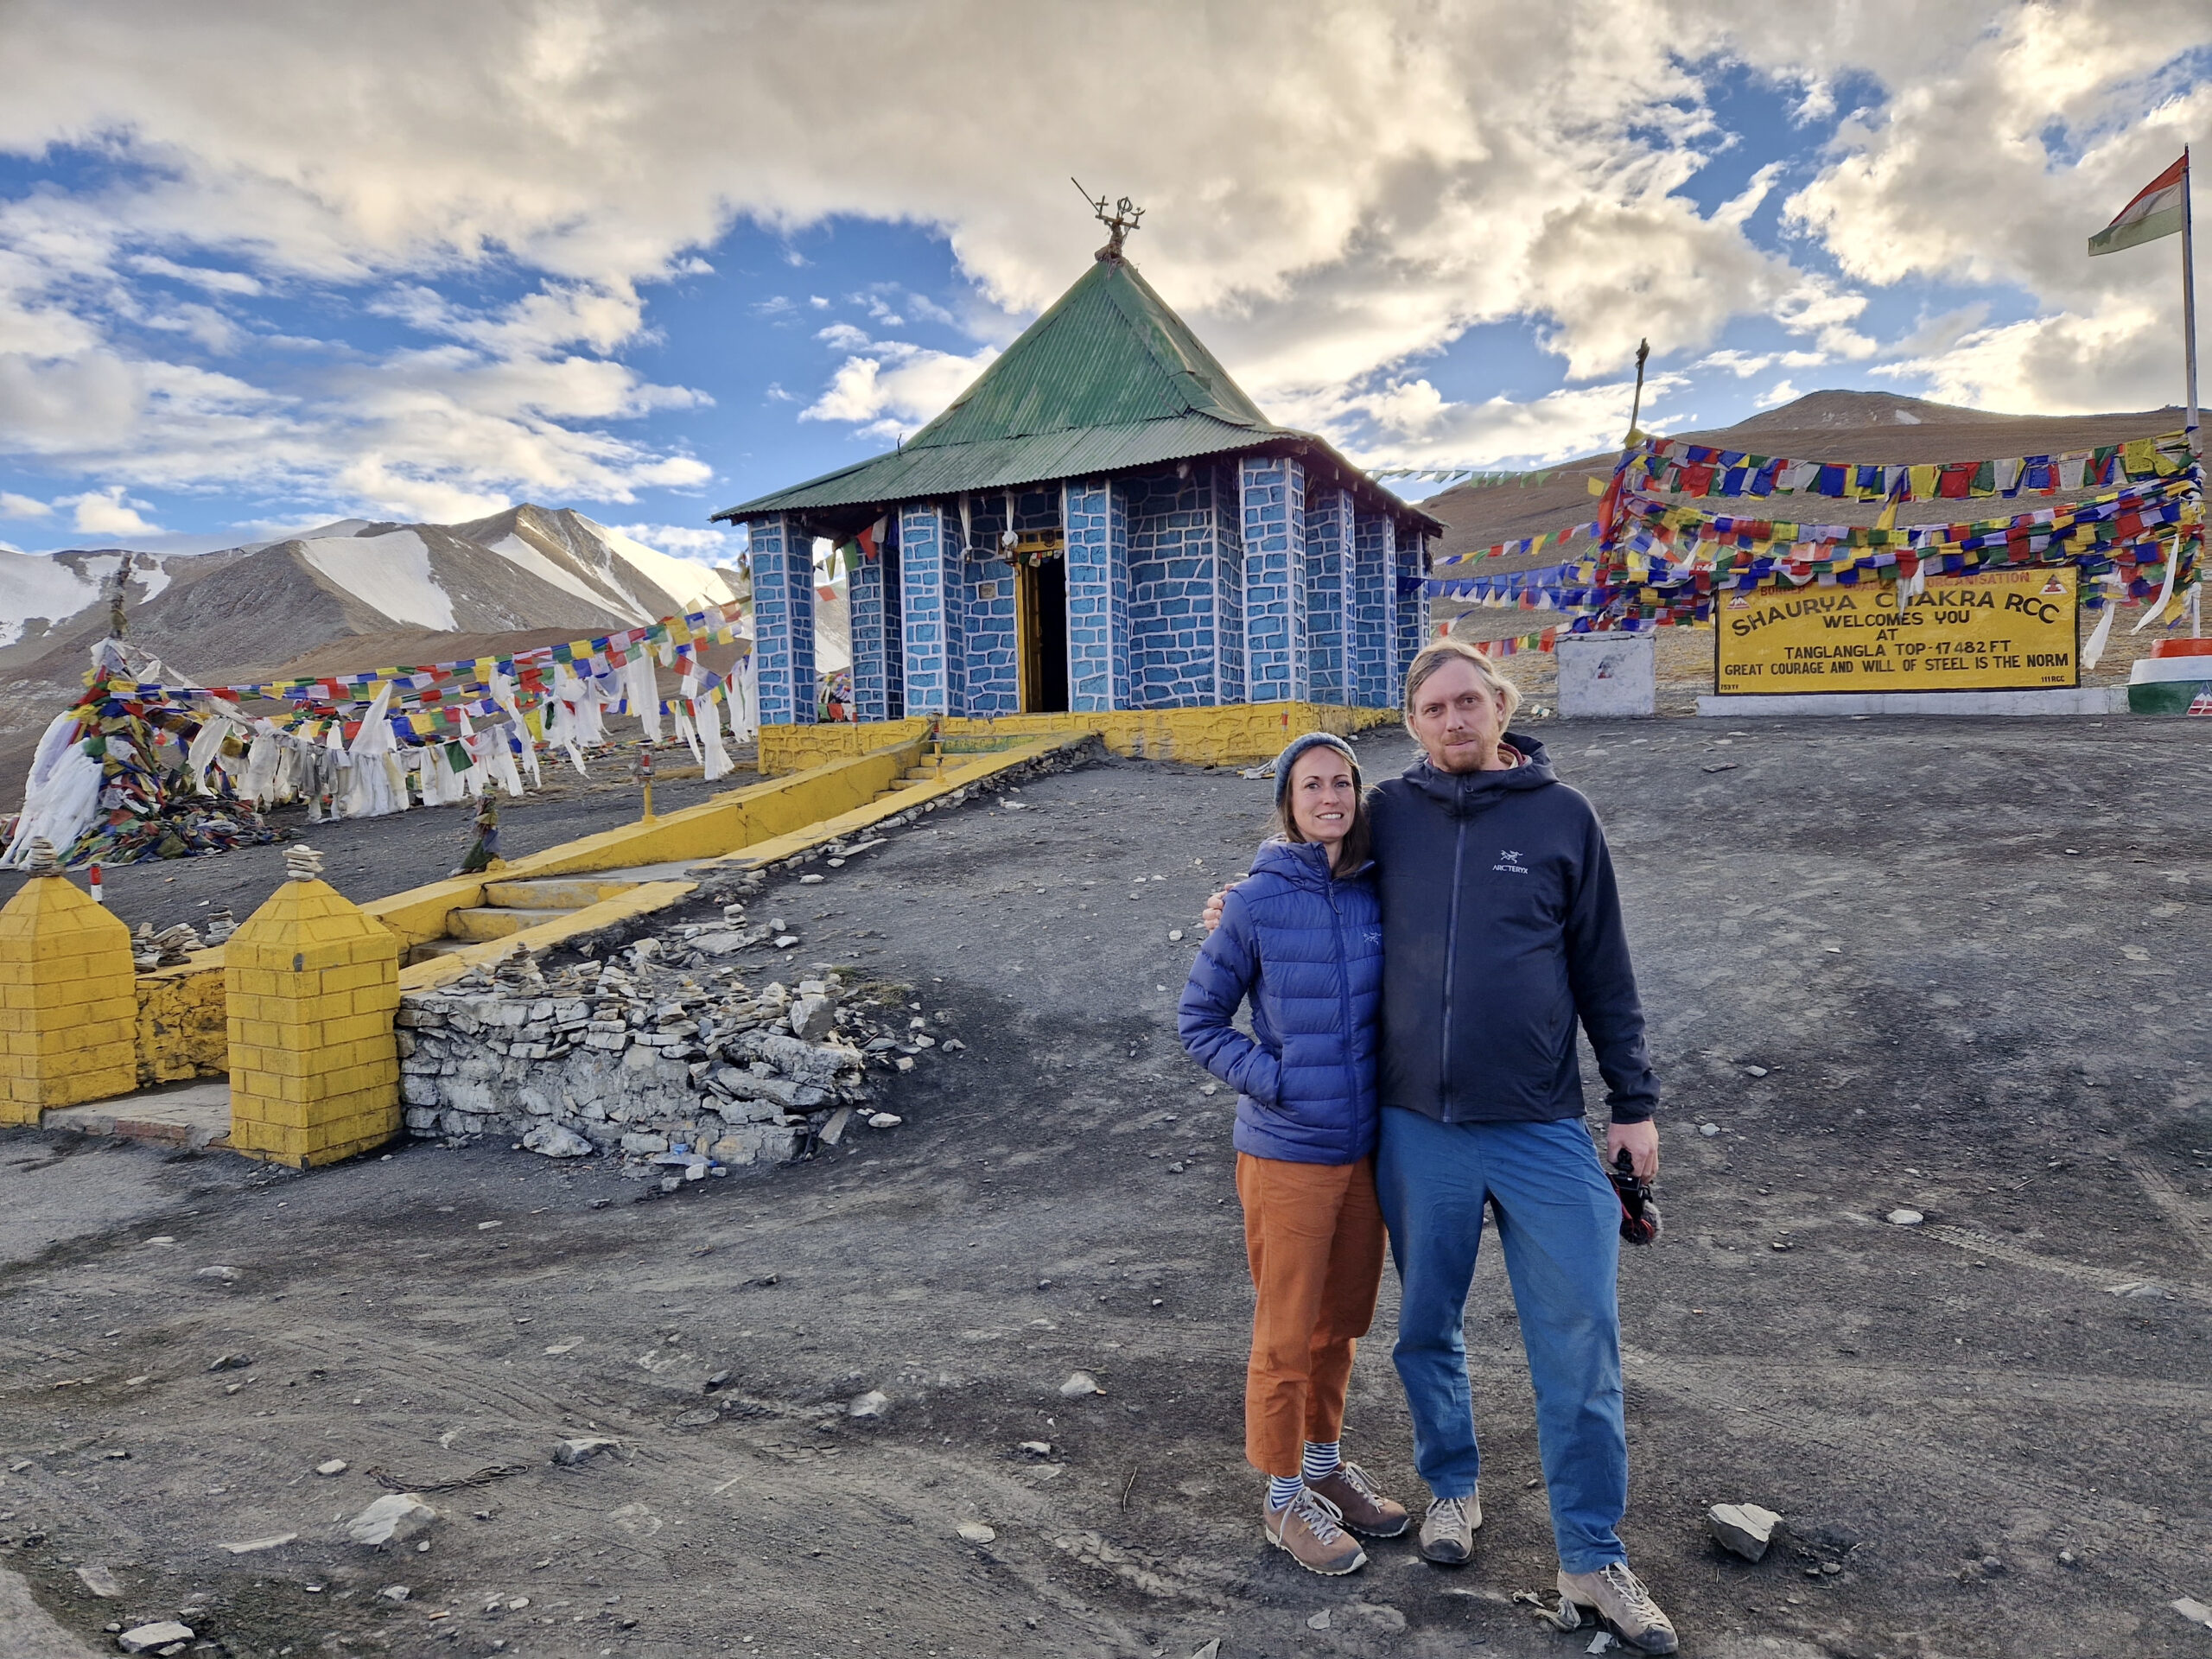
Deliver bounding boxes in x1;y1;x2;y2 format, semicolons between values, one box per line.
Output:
1178;732;1410;1578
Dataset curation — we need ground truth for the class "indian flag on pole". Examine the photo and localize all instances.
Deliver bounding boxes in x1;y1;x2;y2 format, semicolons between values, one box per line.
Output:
2088;153;2188;256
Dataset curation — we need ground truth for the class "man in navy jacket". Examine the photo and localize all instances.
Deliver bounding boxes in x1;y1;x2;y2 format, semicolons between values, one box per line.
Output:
1374;638;1674;1652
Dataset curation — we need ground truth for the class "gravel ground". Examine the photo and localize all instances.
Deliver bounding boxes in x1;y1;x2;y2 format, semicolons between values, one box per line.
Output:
2;717;2209;1659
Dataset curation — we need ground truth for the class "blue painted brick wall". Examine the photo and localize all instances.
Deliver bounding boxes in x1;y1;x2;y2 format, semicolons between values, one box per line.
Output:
1395;528;1427;689
899;503;963;715
1303;485;1351;704
1126;466;1222;709
1214;460;1244;702
1241;455;1309;702
1351;508;1395;708
744;514;816;727
848;540;888;722
1065;479;1130;710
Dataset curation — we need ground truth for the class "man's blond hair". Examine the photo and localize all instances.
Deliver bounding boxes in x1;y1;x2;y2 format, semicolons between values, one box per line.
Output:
1402;638;1523;735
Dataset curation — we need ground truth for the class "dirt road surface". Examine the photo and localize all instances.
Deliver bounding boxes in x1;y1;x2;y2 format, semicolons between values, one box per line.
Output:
3;717;2209;1659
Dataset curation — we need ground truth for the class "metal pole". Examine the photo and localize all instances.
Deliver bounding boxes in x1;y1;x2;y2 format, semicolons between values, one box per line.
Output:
2184;146;2199;457
2187;149;2202;633
1624;339;1650;448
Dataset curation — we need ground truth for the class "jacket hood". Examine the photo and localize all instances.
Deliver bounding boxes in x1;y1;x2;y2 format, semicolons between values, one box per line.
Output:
1400;733;1558;815
1250;836;1372;888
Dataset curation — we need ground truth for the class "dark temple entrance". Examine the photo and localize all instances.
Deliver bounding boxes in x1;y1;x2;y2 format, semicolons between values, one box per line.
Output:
1016;556;1069;714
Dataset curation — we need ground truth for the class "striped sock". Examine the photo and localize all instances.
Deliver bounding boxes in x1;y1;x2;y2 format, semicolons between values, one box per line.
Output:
1268;1473;1304;1512
1302;1440;1342;1483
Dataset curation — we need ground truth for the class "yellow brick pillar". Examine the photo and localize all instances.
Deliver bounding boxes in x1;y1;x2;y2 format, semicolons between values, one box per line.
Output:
0;837;140;1122
226;844;401;1166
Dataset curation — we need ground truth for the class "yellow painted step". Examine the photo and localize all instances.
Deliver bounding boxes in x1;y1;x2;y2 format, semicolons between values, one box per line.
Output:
451;906;584;943
482;877;636;910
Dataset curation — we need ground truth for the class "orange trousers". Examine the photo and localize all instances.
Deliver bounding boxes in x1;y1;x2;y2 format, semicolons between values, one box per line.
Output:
1236;1152;1388;1478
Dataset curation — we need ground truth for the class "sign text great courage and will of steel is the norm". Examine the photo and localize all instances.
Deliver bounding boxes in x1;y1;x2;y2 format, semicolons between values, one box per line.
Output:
1714;566;2078;695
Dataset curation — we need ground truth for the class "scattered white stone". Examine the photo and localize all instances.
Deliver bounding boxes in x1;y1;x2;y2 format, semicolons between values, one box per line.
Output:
343;1493;437;1547
1885;1209;1923;1226
316;1459;348;1477
1586;1633;1615;1655
194;1265;240;1282
222;1532;299;1554
868;1112;902;1129
957;1522;996;1543
1199;1083;1218;1096
2171;1598;2212;1630
73;1563;123;1598
1745;1065;1769;1077
554;1437;619;1465
378;1585;410;1602
849;1389;891;1420
1019;1440;1053;1458
774;935;799;950
1167;929;1185;942
799;874;825;885
1707;1502;1783;1561
118;1623;194;1654
1058;1370;1104;1398
522;1123;593;1158
476;1220;501;1230
2108;1281;2173;1300
1307;1611;1331;1630
1699;1123;1721;1136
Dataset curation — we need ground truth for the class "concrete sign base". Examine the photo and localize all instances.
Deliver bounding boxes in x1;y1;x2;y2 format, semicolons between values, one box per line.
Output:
1557;633;1656;717
1696;687;2127;717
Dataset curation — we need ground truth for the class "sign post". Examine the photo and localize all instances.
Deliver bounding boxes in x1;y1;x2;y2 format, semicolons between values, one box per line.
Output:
1714;568;2078;696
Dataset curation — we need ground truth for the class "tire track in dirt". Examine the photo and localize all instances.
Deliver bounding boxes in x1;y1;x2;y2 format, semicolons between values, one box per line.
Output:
1923;1224;2212;1306
2123;1156;2212;1271
1620;1344;2211;1595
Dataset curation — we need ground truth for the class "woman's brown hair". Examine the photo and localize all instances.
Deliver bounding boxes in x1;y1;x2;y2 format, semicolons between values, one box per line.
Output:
1275;747;1374;874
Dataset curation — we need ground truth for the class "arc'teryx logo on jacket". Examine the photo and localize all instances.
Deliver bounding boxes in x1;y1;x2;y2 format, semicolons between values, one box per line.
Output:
1369;737;1659;1127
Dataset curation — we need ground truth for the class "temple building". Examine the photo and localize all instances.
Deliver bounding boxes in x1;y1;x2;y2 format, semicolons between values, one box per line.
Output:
713;233;1439;734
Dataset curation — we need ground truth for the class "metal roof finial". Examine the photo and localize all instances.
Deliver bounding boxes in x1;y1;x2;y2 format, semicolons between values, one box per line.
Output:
1072;177;1143;262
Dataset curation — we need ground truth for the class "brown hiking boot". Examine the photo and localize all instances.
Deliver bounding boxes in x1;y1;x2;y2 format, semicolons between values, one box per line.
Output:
1305;1463;1409;1538
1417;1486;1483;1565
1557;1562;1679;1654
1263;1488;1367;1576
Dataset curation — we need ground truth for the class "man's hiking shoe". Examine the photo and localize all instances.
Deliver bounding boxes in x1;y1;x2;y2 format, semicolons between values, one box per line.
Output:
1264;1488;1367;1576
1418;1487;1482;1564
1305;1463;1409;1538
1557;1562;1679;1654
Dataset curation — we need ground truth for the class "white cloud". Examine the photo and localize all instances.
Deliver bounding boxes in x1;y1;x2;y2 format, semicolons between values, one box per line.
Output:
610;520;740;560
0;491;51;518
0;0;2200;512
61;486;163;537
1755;378;1799;409
803;341;1000;442
1333;372;1692;469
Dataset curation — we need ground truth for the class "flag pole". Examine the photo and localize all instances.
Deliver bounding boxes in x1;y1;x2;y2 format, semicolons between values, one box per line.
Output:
2185;145;2199;457
2190;149;2202;634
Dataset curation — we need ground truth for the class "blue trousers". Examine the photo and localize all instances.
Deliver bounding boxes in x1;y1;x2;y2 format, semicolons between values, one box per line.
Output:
1375;1108;1627;1574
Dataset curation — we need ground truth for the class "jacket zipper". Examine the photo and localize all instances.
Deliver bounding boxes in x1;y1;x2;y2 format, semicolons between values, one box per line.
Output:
1330;877;1352;1107
1439;792;1467;1114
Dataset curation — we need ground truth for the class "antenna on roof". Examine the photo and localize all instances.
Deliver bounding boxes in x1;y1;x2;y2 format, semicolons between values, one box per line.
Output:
1072;177;1144;262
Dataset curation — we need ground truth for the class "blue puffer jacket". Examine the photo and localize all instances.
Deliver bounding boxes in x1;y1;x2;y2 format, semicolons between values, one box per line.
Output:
1177;837;1384;1166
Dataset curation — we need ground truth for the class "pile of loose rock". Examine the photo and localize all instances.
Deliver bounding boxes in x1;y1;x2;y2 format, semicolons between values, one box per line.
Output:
397;925;955;1175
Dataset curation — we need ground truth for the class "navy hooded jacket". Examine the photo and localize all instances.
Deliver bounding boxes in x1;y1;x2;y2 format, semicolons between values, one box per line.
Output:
1370;735;1659;1126
1178;837;1383;1166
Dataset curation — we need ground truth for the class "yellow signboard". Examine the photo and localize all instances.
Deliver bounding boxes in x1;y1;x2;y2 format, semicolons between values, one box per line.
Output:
1714;566;2077;695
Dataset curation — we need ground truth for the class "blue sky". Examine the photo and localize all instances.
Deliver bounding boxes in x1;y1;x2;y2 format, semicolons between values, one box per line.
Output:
0;2;2202;563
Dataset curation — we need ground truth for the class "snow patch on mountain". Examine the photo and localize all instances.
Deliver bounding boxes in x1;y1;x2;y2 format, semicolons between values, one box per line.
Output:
0;550;111;648
297;528;458;631
582;514;735;611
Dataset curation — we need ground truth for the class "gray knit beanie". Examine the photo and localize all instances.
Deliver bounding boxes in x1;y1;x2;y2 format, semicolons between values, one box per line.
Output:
1272;732;1361;808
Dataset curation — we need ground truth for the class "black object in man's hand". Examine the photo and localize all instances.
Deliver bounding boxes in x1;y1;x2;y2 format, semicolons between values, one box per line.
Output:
1611;1148;1661;1246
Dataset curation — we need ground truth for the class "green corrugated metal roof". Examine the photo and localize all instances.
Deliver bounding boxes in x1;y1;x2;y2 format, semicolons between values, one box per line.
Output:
712;255;1436;531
